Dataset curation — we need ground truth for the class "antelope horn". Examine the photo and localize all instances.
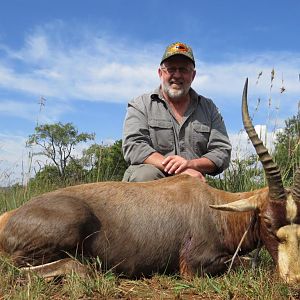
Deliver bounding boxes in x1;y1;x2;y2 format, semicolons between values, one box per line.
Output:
242;78;286;201
292;168;300;201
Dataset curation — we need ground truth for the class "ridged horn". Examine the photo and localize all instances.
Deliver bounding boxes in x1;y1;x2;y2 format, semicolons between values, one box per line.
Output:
292;168;300;201
242;78;286;201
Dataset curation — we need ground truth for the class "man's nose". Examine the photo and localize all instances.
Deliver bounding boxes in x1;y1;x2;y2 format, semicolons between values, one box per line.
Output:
172;68;183;76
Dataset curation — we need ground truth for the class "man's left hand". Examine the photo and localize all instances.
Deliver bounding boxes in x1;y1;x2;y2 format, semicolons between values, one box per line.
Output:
162;155;190;174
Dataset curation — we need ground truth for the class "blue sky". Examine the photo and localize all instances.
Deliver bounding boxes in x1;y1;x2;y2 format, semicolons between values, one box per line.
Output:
0;0;299;185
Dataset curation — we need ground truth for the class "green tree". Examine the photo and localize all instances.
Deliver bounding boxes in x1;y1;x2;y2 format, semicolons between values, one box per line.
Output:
28;160;87;191
83;139;128;182
28;165;61;191
273;112;300;185
27;122;95;183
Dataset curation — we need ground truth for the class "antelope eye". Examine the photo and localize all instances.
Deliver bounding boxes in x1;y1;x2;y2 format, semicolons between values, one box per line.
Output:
264;220;273;231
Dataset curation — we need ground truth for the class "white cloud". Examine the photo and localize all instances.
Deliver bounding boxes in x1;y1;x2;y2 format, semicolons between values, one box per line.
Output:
0;134;29;186
0;100;37;121
0;23;298;185
0;25;299;109
0;29;160;103
194;56;300;100
229;124;282;161
0;98;72;123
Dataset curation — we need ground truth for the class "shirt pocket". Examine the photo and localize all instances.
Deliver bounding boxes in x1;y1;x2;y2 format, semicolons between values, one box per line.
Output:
192;122;211;154
148;119;174;154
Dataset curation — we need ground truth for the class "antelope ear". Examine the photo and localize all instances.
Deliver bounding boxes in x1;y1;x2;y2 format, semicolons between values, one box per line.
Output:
209;195;259;212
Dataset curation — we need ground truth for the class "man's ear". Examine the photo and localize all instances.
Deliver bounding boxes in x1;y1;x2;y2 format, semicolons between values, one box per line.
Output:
158;67;163;78
192;69;196;81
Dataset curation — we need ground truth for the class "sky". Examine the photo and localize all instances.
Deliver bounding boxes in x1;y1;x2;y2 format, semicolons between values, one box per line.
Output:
0;0;299;185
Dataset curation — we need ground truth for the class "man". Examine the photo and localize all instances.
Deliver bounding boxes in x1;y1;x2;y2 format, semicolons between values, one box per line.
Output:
122;42;231;182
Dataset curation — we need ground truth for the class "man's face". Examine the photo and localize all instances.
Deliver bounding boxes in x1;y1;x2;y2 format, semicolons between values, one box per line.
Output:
158;56;196;101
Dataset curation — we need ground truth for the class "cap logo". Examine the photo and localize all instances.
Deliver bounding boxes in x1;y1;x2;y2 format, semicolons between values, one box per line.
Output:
169;43;188;53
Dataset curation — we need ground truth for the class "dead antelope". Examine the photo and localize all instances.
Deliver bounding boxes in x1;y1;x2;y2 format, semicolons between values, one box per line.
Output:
0;79;299;283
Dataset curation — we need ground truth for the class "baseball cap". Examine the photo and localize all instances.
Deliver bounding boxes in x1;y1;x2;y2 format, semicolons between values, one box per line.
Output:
160;42;195;66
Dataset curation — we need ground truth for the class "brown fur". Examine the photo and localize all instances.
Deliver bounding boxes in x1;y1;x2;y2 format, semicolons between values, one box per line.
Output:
0;175;271;278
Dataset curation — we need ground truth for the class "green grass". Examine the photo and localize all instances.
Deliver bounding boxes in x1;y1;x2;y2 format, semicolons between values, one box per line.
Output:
0;150;299;299
0;253;299;299
1;179;300;299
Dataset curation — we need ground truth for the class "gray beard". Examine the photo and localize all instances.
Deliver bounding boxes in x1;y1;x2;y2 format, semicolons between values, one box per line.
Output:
162;83;190;101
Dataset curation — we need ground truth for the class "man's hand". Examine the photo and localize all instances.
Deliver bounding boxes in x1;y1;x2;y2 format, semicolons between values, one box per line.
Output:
162;155;190;175
162;155;206;182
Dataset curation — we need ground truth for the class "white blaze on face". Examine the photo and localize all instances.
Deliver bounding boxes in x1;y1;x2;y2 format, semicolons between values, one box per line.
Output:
286;194;298;222
276;194;300;283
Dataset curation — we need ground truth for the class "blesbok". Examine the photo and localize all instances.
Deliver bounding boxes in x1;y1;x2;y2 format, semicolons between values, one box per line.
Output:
0;79;299;283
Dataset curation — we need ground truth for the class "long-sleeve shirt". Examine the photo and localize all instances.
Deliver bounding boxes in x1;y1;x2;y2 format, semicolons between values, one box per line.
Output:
122;87;232;175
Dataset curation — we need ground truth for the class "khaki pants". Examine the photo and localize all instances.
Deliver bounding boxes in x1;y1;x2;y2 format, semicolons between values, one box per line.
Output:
122;164;167;182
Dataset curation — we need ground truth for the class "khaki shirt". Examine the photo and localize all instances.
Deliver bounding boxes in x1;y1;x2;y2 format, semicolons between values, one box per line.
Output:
122;87;232;175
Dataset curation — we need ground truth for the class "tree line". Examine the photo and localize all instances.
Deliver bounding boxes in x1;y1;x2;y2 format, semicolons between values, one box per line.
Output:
27;122;128;188
26;112;299;191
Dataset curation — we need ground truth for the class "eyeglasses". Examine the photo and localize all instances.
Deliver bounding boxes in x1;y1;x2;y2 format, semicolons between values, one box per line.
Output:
160;66;194;75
